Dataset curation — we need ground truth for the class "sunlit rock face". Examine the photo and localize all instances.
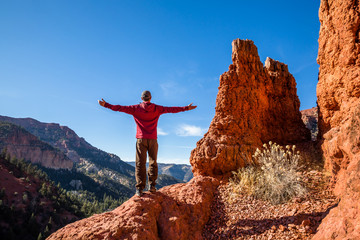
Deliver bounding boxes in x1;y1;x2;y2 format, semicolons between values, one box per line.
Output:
316;0;360;181
312;0;360;239
190;39;310;178
47;176;219;240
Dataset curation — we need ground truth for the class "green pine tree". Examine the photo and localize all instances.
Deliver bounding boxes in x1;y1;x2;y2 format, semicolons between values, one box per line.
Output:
37;232;43;240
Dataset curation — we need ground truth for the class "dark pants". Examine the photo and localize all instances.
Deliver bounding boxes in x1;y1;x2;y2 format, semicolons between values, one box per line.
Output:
135;138;158;190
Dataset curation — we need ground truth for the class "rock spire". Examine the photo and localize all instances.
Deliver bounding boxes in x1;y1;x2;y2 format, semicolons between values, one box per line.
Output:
190;39;310;178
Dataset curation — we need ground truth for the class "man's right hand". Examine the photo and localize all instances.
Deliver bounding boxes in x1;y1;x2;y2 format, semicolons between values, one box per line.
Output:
98;98;107;107
187;103;197;110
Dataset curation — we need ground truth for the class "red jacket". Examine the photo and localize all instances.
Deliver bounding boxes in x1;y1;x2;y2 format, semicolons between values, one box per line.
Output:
104;102;189;139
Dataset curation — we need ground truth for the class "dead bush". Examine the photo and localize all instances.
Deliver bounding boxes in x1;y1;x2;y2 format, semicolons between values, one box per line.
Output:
229;142;307;204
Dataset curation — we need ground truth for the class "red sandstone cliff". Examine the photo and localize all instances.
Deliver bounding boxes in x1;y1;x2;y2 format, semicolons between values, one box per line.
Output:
0;122;73;169
190;39;310;178
313;0;360;239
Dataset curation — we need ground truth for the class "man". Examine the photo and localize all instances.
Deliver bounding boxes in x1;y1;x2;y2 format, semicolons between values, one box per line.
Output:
98;90;197;197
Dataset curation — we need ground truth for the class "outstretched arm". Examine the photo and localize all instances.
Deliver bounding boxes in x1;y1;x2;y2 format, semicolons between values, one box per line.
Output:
98;98;136;114
158;103;197;114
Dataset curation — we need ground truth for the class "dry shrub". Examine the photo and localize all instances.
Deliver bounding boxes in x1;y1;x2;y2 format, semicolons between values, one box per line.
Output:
229;142;307;204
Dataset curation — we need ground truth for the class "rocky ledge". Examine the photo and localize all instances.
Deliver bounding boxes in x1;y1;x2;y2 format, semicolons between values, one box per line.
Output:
47;176;219;240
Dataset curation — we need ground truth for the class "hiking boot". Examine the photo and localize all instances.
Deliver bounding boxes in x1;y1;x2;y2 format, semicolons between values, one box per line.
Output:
135;189;143;197
149;185;156;193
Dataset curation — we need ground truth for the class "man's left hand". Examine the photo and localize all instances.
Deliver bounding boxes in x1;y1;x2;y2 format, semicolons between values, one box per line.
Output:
187;103;197;110
98;98;107;107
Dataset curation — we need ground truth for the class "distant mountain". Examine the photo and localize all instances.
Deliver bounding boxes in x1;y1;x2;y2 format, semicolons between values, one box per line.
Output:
300;107;318;141
0;115;136;195
0;115;133;174
127;162;193;182
0;115;183;198
0;122;73;169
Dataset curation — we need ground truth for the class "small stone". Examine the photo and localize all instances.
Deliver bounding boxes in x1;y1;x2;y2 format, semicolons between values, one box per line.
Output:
299;227;306;233
307;228;314;234
290;209;297;215
302;219;311;227
169;217;178;222
279;224;286;232
288;224;296;229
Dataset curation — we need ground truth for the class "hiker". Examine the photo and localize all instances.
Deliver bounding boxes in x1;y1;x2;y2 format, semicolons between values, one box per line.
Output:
98;90;197;197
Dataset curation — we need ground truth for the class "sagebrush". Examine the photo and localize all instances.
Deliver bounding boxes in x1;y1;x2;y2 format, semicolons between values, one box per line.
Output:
229;142;307;204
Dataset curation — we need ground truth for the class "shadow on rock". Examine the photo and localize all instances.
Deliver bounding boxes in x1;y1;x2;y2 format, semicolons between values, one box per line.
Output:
204;201;338;239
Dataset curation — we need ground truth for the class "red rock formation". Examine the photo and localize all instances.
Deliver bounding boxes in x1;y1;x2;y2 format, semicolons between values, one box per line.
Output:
0;122;73;169
316;0;360;181
47;176;219;240
313;157;360;240
190;39;310;178
313;0;360;239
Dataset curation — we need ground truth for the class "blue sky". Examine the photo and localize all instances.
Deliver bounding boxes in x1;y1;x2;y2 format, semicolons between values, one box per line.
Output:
0;0;320;164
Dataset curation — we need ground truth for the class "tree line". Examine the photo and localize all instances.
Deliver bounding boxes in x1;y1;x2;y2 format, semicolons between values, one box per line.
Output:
0;148;126;240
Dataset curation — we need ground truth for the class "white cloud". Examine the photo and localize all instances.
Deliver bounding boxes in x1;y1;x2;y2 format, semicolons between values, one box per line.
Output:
176;124;207;137
160;81;186;96
157;157;190;165
157;127;168;136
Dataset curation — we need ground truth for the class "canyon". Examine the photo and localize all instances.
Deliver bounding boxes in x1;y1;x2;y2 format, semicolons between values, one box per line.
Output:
48;39;312;239
45;0;360;239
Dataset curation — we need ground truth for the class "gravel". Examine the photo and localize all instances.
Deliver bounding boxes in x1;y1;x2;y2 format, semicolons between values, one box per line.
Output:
203;170;338;240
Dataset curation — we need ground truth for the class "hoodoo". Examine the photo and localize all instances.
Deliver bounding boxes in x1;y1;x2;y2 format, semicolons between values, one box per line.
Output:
190;39;310;178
